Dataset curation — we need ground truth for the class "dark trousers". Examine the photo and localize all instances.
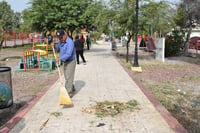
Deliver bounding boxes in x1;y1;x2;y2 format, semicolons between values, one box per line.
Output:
76;50;86;64
86;42;90;50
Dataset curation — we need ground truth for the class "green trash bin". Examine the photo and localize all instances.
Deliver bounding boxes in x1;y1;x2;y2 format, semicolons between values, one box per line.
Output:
0;67;13;109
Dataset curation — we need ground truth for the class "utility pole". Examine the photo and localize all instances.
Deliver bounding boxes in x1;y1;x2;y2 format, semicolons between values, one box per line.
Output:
133;0;139;67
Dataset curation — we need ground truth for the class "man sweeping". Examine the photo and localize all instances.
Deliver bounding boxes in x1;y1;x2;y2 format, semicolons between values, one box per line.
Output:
51;29;76;98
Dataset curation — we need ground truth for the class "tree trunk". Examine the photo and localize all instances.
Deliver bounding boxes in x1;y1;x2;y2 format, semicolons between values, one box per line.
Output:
184;25;192;54
0;40;3;50
126;32;132;63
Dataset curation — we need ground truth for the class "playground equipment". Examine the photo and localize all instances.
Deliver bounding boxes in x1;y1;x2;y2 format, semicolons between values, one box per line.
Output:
189;36;200;55
139;36;156;52
17;38;56;71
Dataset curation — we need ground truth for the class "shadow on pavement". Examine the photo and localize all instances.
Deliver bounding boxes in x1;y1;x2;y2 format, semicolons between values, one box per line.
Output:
62;80;85;108
74;80;85;94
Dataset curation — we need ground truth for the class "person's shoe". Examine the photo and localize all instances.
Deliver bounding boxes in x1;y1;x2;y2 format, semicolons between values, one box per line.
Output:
72;85;76;92
69;93;73;98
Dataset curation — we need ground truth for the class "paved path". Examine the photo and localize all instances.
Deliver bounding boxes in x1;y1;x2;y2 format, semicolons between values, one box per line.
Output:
6;42;186;133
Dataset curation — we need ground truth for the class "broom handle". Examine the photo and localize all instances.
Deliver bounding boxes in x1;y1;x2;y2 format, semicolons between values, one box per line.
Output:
52;45;63;85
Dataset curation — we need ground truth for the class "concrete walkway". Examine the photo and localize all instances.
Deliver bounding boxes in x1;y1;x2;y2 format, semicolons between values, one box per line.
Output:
6;41;186;133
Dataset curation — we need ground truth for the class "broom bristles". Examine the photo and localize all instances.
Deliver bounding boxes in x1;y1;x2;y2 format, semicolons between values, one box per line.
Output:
59;86;72;106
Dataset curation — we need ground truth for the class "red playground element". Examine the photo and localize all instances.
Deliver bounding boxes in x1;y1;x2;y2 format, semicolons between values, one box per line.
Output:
139;36;156;52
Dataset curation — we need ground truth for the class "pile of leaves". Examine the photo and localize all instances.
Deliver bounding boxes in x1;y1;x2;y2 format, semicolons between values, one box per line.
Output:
94;100;138;117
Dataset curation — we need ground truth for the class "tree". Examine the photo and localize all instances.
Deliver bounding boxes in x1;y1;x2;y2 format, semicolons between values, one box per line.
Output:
107;0;140;63
82;1;105;33
0;1;15;48
13;12;22;30
140;1;174;37
0;20;3;49
118;0;135;35
175;0;200;53
0;1;14;30
30;0;56;32
173;4;186;28
30;0;95;36
20;9;33;32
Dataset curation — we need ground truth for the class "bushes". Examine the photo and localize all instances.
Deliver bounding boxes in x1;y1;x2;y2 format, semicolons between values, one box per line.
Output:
165;29;185;57
90;32;101;41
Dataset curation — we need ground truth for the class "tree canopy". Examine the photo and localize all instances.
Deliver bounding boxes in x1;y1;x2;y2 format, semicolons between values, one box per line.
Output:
173;0;200;53
0;1;14;30
0;1;22;46
140;1;175;36
29;0;98;35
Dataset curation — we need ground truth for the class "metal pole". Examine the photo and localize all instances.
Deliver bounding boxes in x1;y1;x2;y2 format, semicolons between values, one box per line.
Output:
133;0;139;67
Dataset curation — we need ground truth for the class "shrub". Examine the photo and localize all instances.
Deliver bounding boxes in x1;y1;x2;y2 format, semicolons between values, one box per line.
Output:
165;29;185;57
90;32;101;41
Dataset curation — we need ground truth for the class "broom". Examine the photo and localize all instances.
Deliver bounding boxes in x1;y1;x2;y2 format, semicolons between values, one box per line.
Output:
52;45;72;106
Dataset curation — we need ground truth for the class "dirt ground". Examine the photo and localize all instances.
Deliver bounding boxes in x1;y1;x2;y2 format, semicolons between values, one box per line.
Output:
0;46;58;127
115;45;200;133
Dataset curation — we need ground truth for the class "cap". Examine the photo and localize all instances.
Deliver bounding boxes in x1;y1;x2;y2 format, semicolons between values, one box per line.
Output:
56;29;65;39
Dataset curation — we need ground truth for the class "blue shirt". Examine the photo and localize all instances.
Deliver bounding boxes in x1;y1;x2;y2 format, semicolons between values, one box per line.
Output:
55;37;76;62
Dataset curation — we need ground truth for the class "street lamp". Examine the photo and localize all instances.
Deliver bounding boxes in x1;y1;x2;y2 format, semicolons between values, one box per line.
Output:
133;0;139;67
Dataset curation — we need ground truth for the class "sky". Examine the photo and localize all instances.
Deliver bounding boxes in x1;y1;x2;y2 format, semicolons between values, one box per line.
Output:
2;0;30;12
2;0;180;12
155;0;180;4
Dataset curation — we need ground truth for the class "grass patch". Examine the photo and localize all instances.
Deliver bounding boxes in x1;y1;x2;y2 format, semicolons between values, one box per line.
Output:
94;100;138;117
172;64;185;69
109;124;113;131
181;75;200;82
50;112;63;117
2;43;33;51
119;57;132;70
146;82;182;110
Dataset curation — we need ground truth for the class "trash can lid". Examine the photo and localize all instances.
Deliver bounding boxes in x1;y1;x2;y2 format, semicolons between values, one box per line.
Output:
0;67;11;72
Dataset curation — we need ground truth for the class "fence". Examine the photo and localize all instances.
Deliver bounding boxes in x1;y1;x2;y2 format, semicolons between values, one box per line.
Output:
3;31;31;47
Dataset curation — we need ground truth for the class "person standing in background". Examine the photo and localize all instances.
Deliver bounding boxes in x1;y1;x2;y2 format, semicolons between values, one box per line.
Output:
74;35;86;65
47;32;53;44
86;35;91;50
80;35;85;46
